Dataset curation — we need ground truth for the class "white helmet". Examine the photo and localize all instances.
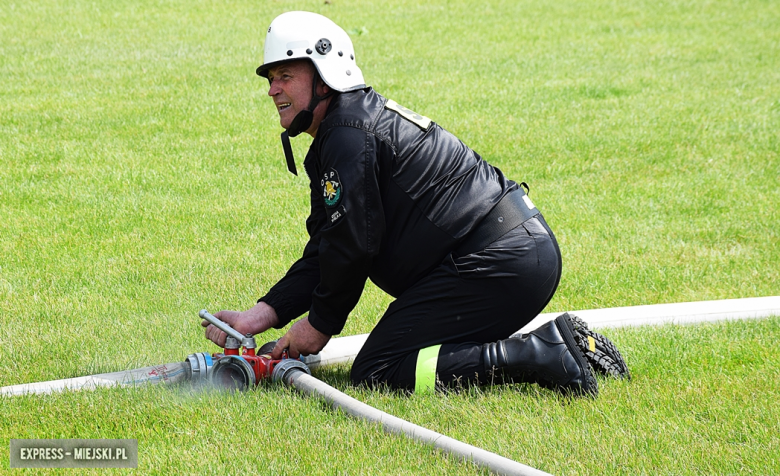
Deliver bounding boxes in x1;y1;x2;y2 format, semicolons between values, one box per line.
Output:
256;11;366;92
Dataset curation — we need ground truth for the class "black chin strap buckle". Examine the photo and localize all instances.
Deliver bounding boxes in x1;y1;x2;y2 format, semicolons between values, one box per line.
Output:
281;131;297;176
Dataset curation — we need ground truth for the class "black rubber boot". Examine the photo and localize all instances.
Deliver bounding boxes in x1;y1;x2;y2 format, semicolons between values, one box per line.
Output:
482;313;598;396
566;313;631;380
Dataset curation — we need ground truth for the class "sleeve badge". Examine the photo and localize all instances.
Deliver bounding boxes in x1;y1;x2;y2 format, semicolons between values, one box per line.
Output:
321;168;343;208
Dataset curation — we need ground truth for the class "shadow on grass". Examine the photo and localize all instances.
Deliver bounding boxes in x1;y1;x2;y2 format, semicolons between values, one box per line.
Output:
308;362;593;407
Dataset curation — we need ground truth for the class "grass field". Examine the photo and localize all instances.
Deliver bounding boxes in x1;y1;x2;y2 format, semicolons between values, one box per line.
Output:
1;0;779;474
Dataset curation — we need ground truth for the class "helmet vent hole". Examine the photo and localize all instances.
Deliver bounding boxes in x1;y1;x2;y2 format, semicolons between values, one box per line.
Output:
338;51;343;57
286;50;293;56
306;48;313;55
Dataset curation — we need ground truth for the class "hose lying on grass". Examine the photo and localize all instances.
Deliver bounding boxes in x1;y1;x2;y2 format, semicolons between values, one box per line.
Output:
272;360;551;476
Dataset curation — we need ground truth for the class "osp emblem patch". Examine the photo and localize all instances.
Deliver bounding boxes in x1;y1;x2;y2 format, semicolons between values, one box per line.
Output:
321;168;342;208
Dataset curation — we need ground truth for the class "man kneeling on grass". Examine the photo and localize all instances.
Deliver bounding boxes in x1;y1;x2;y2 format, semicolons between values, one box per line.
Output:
203;11;629;395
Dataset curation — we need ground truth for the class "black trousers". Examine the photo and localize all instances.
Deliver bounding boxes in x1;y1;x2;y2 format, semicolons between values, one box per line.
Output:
351;215;562;391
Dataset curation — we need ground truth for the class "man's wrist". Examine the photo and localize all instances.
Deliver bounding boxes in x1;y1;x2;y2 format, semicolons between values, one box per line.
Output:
307;310;341;337
249;301;280;329
257;293;296;329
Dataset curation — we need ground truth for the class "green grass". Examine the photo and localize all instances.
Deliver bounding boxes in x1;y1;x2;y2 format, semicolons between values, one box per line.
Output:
1;0;779;474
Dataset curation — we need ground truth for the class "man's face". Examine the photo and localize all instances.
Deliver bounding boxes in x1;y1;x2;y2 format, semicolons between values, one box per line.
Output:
267;61;315;130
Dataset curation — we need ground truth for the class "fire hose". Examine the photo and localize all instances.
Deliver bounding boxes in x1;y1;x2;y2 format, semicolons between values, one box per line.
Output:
6;298;778;473
1;310;550;476
273;366;548;476
3;298;778;473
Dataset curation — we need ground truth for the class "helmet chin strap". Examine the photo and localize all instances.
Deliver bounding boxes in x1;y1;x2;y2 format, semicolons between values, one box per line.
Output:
281;77;335;176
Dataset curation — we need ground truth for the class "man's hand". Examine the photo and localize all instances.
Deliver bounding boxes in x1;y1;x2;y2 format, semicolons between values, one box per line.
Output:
272;316;331;359
201;301;280;347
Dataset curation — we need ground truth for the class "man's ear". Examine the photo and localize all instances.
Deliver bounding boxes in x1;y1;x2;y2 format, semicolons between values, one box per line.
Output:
317;79;331;96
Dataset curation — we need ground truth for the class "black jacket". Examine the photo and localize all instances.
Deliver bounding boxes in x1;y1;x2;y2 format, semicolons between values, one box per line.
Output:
260;87;518;335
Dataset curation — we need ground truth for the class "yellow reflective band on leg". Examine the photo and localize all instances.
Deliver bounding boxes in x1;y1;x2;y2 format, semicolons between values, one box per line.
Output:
414;345;442;394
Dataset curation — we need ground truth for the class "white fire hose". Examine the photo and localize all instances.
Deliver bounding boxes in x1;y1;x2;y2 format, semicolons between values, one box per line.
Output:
2;296;778;474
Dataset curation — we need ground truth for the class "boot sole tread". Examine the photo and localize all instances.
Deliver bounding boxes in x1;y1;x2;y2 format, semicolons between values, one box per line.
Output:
555;314;599;397
568;314;631;380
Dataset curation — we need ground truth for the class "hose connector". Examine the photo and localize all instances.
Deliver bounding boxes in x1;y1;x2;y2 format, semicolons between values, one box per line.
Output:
184;352;213;384
210;355;256;391
272;359;311;384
